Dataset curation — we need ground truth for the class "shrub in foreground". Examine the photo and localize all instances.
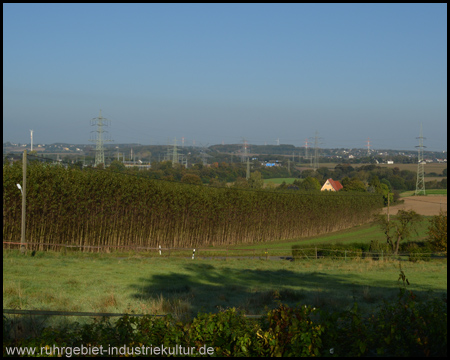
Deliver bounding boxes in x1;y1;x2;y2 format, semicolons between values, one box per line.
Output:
3;290;447;357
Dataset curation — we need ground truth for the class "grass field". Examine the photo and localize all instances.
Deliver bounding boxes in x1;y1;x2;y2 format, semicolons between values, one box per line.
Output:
263;177;298;185
400;189;447;197
3;211;446;335
379;162;447;174
230;217;432;251
3;248;446;329
421;189;447;195
312;162;447;175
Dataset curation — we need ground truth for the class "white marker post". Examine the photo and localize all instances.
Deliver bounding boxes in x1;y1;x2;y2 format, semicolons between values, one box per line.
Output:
192;249;195;260
159;245;161;256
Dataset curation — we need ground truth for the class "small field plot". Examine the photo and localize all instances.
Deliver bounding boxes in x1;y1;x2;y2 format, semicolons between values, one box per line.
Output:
385;195;447;216
263;178;298;185
425;189;447;195
401;189;447;197
3;250;447;327
371;162;447;174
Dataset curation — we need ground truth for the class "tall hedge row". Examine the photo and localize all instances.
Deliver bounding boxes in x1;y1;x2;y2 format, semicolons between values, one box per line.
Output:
3;162;383;250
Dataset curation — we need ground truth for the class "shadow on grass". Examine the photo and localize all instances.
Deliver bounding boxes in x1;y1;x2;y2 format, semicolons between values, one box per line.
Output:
129;261;446;319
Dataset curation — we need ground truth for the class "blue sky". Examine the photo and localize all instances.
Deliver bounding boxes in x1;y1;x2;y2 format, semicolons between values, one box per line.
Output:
3;3;447;151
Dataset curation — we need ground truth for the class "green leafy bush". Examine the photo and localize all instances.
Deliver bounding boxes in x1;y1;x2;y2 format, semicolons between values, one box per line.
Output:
407;243;431;262
3;291;447;357
187;308;260;356
427;210;447;254
320;302;371;356
369;289;447;356
258;304;325;356
292;242;373;260
369;239;391;260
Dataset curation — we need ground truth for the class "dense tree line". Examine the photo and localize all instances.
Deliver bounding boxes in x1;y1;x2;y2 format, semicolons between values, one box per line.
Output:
3;160;382;250
24;151;445;194
108;159;301;185
107;158;446;200
299;164;447;192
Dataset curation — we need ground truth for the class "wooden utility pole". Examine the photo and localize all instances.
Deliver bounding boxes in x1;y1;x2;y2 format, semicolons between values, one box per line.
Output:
21;150;27;254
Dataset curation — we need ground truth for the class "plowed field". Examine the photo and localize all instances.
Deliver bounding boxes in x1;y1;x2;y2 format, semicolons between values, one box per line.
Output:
384;195;447;216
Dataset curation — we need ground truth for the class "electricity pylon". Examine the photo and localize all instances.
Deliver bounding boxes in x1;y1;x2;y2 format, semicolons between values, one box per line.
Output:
89;110;113;167
304;138;312;166
309;131;321;171
199;143;210;166
241;138;251;179
172;138;178;167
415;124;426;196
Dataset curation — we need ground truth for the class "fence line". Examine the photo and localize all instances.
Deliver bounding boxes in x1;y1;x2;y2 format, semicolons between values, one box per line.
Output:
3;241;446;259
3;308;262;319
3;309;162;317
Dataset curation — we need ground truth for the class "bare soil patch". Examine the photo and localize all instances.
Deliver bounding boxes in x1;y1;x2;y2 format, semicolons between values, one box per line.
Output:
384;195;447;216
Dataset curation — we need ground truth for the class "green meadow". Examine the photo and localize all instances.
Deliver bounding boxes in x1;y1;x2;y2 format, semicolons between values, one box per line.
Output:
420;189;447;195
400;189;447;197
3;250;446;328
3;212;446;335
263;177;298;185
232;217;431;250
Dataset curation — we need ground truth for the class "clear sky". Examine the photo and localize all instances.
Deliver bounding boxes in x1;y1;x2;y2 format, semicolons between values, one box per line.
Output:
3;3;447;151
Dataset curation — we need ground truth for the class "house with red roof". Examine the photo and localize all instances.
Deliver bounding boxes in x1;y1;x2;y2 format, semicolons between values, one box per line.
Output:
321;178;343;192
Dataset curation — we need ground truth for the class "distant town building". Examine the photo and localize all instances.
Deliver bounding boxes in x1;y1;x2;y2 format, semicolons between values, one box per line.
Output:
321;178;343;192
262;160;281;167
123;161;151;170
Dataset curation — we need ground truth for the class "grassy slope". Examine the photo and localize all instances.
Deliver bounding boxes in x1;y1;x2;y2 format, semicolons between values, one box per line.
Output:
230;217;431;250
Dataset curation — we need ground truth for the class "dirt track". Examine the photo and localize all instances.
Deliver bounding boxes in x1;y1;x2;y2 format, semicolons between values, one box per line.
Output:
383;195;447;216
